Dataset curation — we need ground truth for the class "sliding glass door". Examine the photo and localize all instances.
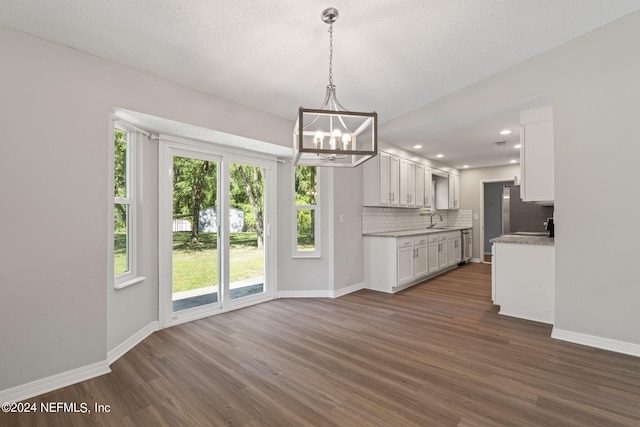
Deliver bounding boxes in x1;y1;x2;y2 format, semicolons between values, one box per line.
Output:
159;138;274;327
171;153;221;312
227;162;266;301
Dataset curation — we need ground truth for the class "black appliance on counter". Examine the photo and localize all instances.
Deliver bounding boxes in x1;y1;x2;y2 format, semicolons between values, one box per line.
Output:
502;185;554;235
545;217;555;237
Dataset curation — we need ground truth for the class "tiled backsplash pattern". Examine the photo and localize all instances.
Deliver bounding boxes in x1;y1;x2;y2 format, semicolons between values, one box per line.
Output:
362;207;473;234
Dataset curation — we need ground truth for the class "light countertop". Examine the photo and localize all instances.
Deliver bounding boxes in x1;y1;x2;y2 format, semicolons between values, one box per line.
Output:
363;226;470;237
490;234;554;246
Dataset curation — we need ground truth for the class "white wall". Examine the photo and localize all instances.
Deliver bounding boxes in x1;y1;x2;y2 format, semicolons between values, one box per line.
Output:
276;165;365;296
459;165;520;260
276;163;331;294
0;25;292;392
332;167;365;292
550;15;640;345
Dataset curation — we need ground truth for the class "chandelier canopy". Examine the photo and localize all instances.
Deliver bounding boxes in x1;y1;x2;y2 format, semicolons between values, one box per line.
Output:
293;7;377;167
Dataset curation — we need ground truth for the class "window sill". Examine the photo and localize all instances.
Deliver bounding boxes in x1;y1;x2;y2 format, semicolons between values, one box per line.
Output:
292;254;321;259
114;276;147;290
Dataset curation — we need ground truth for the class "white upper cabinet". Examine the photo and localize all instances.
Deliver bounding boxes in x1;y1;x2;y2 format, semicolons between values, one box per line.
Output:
399;159;416;207
448;173;460;210
364;151;452;208
363;151;400;206
415;164;433;208
520;105;554;205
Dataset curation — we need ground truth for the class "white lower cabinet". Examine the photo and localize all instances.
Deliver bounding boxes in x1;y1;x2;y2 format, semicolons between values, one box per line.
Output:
447;234;462;267
492;241;555;324
427;235;439;275
438;234;449;270
397;238;415;286
397;236;428;286
365;231;464;293
414;236;428;277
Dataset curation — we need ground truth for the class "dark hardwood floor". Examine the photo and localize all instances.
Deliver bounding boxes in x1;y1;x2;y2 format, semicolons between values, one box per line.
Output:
3;263;640;426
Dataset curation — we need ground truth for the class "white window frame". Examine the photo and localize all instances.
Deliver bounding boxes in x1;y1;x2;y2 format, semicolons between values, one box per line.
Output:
292;165;321;258
111;121;145;289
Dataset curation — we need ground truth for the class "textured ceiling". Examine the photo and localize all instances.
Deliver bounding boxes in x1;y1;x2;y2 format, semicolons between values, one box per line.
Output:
2;0;640;168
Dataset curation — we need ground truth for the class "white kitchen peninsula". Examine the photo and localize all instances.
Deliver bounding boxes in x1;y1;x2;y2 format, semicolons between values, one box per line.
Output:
491;235;555;324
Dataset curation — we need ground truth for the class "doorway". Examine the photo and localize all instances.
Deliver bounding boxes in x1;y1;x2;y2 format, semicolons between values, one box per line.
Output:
481;180;513;263
159;137;275;327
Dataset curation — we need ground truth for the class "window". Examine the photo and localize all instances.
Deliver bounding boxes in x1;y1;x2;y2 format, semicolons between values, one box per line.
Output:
113;124;143;288
293;165;320;257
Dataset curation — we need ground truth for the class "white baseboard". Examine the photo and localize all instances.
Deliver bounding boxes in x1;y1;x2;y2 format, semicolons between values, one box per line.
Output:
107;321;159;365
278;282;365;299
332;282;365;298
277;290;332;298
470;257;482;263
552;328;640;357
0;360;111;404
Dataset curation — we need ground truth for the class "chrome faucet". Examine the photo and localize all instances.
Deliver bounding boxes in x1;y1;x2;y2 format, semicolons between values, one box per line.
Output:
427;212;443;229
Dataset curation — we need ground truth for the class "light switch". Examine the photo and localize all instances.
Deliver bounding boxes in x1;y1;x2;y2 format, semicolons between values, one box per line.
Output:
339;214;344;223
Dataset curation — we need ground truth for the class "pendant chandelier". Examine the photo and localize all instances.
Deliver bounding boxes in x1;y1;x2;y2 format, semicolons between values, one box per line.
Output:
293;7;377;167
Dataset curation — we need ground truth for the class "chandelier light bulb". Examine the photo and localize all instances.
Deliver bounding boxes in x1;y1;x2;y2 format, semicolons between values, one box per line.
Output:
314;131;324;145
341;133;352;150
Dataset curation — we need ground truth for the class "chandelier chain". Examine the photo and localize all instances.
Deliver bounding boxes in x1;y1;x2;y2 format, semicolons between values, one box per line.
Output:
328;22;334;86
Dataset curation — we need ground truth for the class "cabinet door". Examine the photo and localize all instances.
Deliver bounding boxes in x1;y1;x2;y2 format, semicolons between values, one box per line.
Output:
414;240;428;278
438;240;449;270
448;174;460;209
378;152;391;205
407;161;416;207
399;159;408;206
424;167;433;208
415;164;425;207
397;246;414;285
389;155;400;206
447;238;456;267
453;237;462;264
520;105;554;204
428;241;439;274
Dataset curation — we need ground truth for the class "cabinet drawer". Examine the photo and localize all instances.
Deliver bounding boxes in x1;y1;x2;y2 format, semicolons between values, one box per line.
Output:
397;237;414;248
428;235;439;243
414;236;428;245
438;233;449;241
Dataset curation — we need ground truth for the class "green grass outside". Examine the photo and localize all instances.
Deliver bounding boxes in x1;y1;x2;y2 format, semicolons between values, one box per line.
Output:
115;231;264;291
114;232;127;275
172;231;264;293
115;230;312;292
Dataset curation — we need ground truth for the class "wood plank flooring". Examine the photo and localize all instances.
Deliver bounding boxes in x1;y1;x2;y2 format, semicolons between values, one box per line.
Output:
3;263;640;426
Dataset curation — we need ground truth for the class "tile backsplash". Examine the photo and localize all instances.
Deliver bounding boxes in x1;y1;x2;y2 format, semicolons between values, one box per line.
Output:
362;207;473;234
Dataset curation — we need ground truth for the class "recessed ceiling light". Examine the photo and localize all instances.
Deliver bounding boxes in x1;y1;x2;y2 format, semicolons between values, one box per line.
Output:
413;144;422;149
509;159;518;163
514;144;521;149
436;154;444;158
500;129;512;135
462;165;469;169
